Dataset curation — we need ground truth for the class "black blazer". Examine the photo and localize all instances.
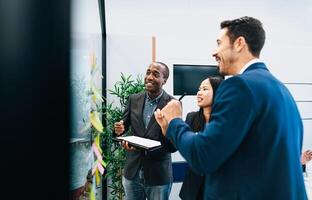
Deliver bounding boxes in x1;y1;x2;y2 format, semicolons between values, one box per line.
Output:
121;90;177;186
179;111;204;200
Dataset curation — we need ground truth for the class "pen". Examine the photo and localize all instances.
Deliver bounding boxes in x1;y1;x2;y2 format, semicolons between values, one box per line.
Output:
178;92;187;101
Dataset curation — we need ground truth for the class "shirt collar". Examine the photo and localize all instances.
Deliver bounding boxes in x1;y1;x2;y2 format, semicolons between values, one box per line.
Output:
238;58;261;74
146;90;163;103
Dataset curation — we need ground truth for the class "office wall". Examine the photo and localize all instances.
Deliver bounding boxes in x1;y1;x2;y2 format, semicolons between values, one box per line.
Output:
105;0;312;198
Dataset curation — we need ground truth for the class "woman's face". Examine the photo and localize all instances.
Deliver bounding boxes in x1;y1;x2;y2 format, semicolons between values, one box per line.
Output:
197;79;213;108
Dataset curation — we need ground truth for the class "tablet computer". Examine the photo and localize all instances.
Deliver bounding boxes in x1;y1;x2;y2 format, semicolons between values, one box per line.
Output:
113;136;162;151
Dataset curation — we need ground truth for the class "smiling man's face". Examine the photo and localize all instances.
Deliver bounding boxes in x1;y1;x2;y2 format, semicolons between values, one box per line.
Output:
212;28;237;76
144;63;167;96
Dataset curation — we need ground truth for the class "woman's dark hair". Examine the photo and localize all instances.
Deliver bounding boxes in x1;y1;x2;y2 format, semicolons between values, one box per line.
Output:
192;76;224;132
208;76;224;105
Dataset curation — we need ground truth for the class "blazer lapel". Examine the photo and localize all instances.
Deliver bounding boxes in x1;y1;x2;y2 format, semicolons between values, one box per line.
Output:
136;92;146;132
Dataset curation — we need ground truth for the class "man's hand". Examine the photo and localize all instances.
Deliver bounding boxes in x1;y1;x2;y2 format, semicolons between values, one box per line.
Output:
154;100;182;136
114;120;125;136
121;141;136;151
301;150;312;165
154;108;168;136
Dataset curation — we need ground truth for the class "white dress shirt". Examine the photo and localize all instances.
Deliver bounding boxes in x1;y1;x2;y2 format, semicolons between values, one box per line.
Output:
238;58;262;75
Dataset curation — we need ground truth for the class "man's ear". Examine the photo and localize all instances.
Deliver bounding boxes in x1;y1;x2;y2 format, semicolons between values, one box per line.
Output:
163;78;167;85
234;36;246;52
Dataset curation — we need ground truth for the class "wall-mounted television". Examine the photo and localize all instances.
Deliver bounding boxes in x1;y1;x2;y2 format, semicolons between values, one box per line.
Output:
173;64;222;95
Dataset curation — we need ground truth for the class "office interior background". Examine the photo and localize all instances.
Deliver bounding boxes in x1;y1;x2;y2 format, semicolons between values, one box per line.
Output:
1;0;311;199
73;0;312;199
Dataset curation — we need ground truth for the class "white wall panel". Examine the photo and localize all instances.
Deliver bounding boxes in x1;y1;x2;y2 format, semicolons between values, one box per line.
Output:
303;120;312;150
286;84;312;101
297;102;312;119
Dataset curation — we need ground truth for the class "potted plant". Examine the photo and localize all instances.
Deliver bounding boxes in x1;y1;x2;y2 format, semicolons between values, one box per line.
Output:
102;73;144;200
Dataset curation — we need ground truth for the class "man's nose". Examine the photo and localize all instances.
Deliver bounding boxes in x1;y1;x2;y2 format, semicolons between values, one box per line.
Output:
147;73;154;80
212;50;217;58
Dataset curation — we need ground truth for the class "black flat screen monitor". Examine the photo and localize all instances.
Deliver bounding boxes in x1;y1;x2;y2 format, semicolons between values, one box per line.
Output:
173;64;222;95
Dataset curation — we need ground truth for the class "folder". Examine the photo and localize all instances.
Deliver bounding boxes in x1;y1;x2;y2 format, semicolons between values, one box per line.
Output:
113;136;162;151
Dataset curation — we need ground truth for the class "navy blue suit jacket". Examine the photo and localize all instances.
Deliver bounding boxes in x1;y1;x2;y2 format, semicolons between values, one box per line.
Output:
167;63;307;199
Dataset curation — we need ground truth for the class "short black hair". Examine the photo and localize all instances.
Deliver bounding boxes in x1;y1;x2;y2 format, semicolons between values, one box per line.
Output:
156;61;169;80
220;16;265;57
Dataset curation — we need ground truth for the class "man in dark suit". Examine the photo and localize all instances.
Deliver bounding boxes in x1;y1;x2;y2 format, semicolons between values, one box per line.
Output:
114;62;176;200
155;16;308;199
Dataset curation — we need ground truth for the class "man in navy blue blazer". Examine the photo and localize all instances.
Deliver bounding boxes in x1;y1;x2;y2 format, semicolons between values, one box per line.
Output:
155;16;308;199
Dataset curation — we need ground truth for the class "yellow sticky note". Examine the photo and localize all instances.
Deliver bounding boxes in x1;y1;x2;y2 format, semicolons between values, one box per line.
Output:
90;111;103;132
90;188;96;200
95;169;101;186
